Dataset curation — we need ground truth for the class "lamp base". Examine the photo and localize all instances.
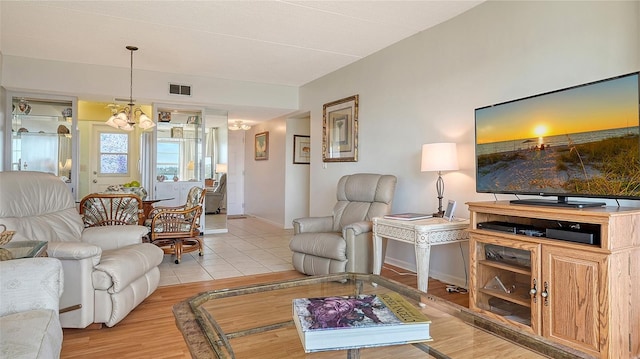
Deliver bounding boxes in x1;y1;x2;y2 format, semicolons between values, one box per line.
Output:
432;211;445;218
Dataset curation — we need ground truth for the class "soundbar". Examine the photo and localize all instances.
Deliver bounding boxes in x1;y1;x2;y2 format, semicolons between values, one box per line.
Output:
545;228;596;245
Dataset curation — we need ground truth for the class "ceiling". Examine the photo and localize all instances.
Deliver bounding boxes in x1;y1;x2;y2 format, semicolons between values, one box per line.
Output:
0;1;482;122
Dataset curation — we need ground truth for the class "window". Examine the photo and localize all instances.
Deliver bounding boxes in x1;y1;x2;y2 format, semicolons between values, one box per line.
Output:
157;141;180;176
99;132;129;175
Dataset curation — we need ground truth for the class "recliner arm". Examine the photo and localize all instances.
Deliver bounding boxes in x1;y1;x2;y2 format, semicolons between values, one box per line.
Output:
81;225;149;251
293;216;334;234
342;220;372;237
0;258;64;316
343;222;374;274
47;241;102;265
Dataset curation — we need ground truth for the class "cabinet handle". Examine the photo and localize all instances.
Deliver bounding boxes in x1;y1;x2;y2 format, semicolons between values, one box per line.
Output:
530;279;538;303
541;281;549;306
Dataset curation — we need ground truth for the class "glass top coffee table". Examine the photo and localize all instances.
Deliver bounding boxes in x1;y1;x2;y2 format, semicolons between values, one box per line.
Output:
0;240;48;261
173;273;586;359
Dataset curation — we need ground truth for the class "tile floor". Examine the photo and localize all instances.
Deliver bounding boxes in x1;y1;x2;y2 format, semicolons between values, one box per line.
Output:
158;216;295;286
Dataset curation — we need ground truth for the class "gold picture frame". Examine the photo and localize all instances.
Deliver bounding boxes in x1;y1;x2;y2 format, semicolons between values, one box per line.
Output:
322;95;358;162
255;131;269;160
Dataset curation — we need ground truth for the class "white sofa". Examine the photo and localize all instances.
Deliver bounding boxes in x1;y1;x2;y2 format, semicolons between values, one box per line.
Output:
0;257;64;359
0;171;164;328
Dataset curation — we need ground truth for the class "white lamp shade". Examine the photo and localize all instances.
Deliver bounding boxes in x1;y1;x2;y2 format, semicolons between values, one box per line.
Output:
138;113;156;129
421;142;459;172
113;111;129;127
106;115;119;129
215;163;228;173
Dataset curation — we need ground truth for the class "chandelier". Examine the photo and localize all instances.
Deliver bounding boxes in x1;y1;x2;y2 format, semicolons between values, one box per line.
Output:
106;46;155;131
228;120;251;131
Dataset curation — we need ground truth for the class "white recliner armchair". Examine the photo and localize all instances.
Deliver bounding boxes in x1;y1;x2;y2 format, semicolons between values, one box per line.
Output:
0;171;164;328
289;173;397;275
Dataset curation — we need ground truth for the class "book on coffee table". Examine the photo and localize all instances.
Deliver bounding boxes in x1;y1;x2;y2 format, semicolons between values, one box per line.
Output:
292;292;432;353
383;213;433;221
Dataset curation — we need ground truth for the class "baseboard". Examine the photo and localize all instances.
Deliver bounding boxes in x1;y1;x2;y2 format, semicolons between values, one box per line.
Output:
383;258;468;289
428;269;468;289
244;214;284;229
384;257;416;272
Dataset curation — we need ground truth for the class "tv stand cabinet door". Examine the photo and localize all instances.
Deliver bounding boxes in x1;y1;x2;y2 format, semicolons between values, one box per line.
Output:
541;246;605;357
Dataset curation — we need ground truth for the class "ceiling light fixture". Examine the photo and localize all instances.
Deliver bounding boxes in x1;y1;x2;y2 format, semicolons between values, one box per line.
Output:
106;46;155;131
228;120;251;131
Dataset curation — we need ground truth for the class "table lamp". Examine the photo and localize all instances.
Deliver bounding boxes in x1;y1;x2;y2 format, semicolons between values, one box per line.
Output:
421;142;459;217
215;163;227;173
215;163;228;182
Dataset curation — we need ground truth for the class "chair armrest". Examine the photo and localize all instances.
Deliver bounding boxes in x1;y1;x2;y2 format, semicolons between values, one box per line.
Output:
47;241;102;265
343;222;375;274
342;220;372;237
81;225;149;251
0;257;64;316
293;216;334;234
148;206;202;236
148;205;186;218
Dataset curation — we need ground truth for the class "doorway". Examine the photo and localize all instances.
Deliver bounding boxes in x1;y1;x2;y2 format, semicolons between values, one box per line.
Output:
203;110;229;234
88;124;138;194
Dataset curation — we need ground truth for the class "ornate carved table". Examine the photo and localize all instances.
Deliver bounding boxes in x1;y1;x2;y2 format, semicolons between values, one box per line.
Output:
373;217;469;292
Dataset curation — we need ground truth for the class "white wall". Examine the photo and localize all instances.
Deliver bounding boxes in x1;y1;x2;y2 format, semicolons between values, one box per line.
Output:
243;117;288;226
284;114;311;228
298;1;640;286
0;51;4;171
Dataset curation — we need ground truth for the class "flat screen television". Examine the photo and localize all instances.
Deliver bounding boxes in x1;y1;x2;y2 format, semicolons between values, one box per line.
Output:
475;72;640;208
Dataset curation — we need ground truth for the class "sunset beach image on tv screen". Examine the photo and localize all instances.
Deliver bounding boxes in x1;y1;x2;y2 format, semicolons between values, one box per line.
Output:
475;73;640;198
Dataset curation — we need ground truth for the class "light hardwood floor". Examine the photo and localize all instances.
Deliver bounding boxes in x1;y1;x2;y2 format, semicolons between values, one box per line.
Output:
61;217;469;358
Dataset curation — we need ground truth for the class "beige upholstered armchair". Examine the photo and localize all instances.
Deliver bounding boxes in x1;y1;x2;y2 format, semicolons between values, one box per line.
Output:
289;173;397;276
205;173;226;214
0;258;64;358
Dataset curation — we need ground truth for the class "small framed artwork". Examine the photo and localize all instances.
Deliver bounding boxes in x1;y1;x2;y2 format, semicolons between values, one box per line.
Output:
187;115;199;125
293;135;310;164
443;200;457;221
171;127;183;138
255;131;269;160
158;111;171;122
322;95;358;162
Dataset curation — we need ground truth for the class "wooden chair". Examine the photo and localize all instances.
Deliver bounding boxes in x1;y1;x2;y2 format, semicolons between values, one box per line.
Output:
79;193;144;227
146;187;206;264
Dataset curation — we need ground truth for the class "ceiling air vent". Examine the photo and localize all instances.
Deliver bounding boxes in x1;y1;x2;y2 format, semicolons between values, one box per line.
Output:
169;83;191;96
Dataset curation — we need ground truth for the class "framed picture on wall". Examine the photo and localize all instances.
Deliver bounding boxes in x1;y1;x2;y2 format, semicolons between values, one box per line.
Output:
322;95;358;162
293;135;310;164
255;131;269;160
171;127;183;138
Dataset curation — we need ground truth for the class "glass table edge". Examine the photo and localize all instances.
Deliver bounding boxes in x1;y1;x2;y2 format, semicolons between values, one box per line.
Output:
1;240;48;259
174;273;589;359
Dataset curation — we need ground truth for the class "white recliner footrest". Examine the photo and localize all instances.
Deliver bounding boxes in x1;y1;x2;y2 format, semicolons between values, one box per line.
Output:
93;243;163;293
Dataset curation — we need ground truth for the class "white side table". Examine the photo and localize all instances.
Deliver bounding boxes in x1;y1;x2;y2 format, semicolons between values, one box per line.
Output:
373;217;470;293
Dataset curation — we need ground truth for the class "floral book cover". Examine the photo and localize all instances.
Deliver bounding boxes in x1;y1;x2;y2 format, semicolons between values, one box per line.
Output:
293;292;430;332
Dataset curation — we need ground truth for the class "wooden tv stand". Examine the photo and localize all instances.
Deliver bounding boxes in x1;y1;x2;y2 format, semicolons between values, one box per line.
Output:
467;201;639;359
